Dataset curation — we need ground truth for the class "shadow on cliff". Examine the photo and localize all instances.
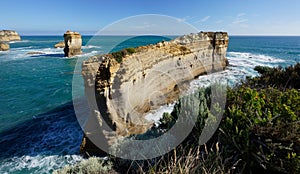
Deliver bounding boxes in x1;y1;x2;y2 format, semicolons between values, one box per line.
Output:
0;99;85;160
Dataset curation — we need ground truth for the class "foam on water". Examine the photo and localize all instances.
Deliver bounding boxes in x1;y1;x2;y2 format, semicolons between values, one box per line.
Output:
0;155;83;174
82;45;102;49
145;103;175;125
0;97;86;173
0;45;101;62
9;40;30;44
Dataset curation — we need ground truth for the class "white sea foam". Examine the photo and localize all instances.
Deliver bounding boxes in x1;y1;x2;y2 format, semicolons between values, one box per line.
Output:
82;45;101;49
0;155;83;174
145;103;175;125
1;46;101;61
9;40;30;44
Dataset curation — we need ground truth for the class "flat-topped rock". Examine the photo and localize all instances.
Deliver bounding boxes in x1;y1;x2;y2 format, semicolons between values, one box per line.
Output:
54;41;65;48
26;51;45;55
63;30;82;57
80;31;229;156
0;30;21;42
0;42;9;51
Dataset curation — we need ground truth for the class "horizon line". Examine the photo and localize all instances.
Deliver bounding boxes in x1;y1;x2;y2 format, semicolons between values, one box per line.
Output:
18;34;300;37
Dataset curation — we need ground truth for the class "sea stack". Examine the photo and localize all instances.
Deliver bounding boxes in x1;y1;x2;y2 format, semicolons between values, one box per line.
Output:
0;42;10;51
0;30;21;42
63;30;82;57
80;31;229;156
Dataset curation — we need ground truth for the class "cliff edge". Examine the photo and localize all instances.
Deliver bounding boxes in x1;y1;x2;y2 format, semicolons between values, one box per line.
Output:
80;32;229;155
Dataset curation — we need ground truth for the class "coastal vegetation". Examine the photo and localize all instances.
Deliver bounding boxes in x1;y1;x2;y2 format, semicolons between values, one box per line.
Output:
56;63;300;173
110;47;136;63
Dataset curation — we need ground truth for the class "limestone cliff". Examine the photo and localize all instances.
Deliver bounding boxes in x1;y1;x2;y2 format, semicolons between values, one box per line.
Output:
80;32;229;155
0;30;21;42
63;31;82;57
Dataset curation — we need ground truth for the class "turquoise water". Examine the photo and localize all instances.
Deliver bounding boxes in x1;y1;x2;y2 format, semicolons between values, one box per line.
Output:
0;35;299;173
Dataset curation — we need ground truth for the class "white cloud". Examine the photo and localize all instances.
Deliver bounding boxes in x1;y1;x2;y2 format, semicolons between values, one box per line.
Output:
132;22;157;29
237;13;246;17
215;20;223;24
232;13;249;25
176;16;194;22
232;19;248;24
195;16;211;23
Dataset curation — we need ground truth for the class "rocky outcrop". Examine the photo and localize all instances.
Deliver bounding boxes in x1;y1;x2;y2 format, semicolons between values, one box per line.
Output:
26;51;45;55
63;31;82;57
0;42;9;51
0;30;21;42
80;32;229;155
54;41;65;48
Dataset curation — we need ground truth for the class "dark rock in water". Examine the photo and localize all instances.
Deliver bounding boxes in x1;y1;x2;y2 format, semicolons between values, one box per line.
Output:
0;30;21;42
54;41;65;48
0;42;9;51
63;30;82;57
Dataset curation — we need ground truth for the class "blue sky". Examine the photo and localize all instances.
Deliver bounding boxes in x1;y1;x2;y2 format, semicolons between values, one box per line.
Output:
1;0;300;35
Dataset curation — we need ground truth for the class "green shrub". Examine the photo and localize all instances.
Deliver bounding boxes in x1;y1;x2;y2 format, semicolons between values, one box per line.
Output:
248;63;300;89
254;65;273;74
112;51;125;63
222;86;300;173
111;47;136;63
125;47;136;54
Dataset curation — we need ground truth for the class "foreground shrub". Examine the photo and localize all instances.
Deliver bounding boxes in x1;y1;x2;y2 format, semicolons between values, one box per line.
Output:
221;87;300;173
248;63;300;89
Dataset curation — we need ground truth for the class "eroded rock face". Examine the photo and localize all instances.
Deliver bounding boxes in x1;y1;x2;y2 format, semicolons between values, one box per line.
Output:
0;42;9;51
80;32;229;155
63;31;82;57
0;30;21;42
54;41;65;48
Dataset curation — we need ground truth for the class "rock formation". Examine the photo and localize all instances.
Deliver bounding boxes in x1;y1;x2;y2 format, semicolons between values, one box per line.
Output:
63;31;82;57
80;32;229;156
54;41;65;48
26;51;45;55
0;42;9;51
0;30;21;42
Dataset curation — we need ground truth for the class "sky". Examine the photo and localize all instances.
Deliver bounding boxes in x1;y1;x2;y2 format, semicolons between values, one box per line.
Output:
1;0;300;36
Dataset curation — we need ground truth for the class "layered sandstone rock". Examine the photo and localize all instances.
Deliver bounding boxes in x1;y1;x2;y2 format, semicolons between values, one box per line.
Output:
0;42;9;51
54;41;65;48
80;32;229;155
63;31;82;57
0;30;21;42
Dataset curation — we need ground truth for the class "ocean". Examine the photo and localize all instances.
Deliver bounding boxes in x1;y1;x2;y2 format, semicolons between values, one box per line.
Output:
0;35;299;173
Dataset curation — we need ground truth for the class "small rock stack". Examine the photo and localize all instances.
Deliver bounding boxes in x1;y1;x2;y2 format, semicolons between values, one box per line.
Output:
0;30;21;51
63;30;82;57
0;42;9;51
